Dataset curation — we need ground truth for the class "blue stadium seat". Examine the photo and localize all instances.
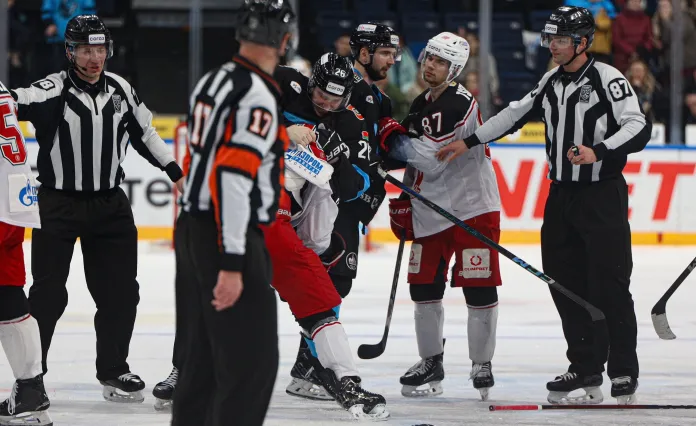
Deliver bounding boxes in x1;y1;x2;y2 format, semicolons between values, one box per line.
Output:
443;13;478;34
316;11;357;49
400;12;442;43
498;71;537;104
395;0;435;12
310;0;346;11
439;0;469;13
352;0;390;13
493;48;528;73
530;10;555;32
356;11;400;31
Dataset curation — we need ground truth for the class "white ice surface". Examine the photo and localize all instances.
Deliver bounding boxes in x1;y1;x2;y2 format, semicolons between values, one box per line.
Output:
2;242;696;425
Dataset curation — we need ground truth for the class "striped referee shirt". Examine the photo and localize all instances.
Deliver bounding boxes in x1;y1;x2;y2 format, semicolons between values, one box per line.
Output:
465;56;652;182
11;69;183;192
181;56;288;272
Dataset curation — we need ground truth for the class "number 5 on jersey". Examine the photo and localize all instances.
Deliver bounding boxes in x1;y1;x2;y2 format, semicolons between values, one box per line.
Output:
0;99;28;165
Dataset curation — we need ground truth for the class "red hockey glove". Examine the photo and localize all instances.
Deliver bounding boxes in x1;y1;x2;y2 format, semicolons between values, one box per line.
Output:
320;231;347;271
389;197;415;241
378;117;407;154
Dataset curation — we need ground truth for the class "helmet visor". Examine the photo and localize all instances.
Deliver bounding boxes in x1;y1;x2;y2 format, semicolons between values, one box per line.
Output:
310;86;351;112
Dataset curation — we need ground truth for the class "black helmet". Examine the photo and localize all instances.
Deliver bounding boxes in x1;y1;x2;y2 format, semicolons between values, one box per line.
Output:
65;15;114;61
236;0;296;49
349;22;402;61
541;6;595;50
308;53;355;112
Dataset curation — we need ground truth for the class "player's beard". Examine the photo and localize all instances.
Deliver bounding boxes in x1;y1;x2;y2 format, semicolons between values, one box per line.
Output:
366;63;389;82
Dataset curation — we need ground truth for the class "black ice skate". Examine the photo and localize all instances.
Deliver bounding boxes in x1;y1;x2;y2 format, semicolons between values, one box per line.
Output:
611;376;638;405
99;373;145;403
546;371;604;404
152;367;178;411
0;375;52;426
400;353;444;397
285;345;333;401
470;362;494;401
318;369;389;421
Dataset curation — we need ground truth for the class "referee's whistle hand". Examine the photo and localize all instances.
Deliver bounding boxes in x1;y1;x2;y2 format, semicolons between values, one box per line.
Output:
212;271;244;311
567;145;597;165
436;140;469;162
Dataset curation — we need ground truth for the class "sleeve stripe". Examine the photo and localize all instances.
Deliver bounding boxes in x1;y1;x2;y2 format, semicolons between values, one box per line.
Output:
215;145;262;178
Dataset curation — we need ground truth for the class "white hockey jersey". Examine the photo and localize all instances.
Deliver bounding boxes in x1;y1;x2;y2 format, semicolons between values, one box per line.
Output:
0;80;40;229
390;82;500;238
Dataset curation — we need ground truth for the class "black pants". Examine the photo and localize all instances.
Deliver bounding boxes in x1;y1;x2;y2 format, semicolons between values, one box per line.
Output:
328;210;360;280
28;186;139;381
541;177;638;380
171;211;278;426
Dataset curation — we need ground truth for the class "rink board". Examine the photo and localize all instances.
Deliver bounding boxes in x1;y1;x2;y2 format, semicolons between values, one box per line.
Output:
20;140;696;245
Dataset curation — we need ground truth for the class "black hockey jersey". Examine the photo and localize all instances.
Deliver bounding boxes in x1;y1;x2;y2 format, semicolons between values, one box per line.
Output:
274;65;380;224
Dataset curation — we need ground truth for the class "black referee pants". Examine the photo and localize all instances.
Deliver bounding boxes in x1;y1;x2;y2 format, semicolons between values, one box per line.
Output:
171;211;278;426
28;186;140;381
541;176;639;380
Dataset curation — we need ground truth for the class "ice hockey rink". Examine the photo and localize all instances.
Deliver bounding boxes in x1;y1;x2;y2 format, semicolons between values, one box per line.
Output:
2;241;695;425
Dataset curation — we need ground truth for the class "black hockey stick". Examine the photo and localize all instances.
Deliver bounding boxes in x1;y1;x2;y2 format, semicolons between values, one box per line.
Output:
357;230;407;359
490;404;696;411
651;256;696;340
378;168;605;323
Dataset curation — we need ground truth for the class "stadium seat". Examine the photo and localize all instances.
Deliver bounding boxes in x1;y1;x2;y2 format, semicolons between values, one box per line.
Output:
316;11;357;49
395;0;435;12
401;12;442;43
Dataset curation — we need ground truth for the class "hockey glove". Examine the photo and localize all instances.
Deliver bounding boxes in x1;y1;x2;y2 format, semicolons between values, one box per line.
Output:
377;117;407;154
319;231;347;271
389;196;415;241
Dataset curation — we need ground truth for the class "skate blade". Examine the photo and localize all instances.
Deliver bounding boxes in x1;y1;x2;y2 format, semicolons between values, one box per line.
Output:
0;410;53;425
615;393;637;405
547;387;604;405
401;381;443;398
477;387;491;401
285;378;334;401
102;386;145;403
348;403;390;421
154;398;173;411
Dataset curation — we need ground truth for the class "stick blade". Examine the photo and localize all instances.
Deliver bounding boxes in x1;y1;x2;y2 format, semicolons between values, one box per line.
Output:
357;343;385;360
651;312;676;340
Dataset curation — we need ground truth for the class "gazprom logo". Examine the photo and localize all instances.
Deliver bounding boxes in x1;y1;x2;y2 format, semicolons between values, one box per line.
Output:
19;179;38;207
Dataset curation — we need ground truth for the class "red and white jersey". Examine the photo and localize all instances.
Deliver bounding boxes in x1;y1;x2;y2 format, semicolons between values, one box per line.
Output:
0;79;40;229
391;82;500;238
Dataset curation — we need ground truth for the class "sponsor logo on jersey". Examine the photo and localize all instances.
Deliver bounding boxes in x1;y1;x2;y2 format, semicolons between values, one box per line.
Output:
361;130;370;141
366;95;374;104
285;148;325;177
458;249;492;279
112;94;122;113
18;179;38;207
291;81;302;94
408;244;422;273
88;34;106;44
346;252;358;270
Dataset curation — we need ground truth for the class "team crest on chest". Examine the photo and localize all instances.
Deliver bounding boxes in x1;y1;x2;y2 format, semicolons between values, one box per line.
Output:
112;94;122;112
579;84;592;103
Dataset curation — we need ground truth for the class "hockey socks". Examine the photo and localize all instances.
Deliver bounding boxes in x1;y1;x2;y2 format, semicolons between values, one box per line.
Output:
467;303;498;363
0;314;43;380
414;300;444;358
311;319;359;379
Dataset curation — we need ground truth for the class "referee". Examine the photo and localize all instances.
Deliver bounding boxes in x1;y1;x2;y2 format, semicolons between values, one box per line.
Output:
10;15;184;401
437;6;649;405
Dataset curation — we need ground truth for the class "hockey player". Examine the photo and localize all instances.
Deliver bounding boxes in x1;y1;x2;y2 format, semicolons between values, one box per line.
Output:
264;140;389;420
444;6;646;405
0;80;52;425
274;52;377;400
378;32;502;401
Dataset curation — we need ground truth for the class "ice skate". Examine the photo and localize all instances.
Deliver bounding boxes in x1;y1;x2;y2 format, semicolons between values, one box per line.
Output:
286;345;333;401
546;371;603;404
400;353;444;397
470;362;494;401
99;373;145;403
0;375;52;426
611;376;638;405
319;369;389;421
152;367;178;411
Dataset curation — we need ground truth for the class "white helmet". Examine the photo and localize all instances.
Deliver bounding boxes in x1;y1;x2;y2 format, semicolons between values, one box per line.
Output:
419;32;470;84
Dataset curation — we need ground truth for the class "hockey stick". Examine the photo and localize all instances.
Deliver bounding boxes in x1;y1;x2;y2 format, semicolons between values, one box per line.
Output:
378;168;605;323
490;404;696;411
651;256;696;340
357;230;406;360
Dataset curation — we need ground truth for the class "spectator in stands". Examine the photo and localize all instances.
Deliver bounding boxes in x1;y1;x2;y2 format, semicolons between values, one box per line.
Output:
404;66;428;103
653;0;696;81
625;59;659;121
387;37;417;94
615;0;659;15
565;0;617;18
612;0;653;73
40;0;96;75
8;0;33;88
685;69;696;124
334;32;352;57
456;31;502;112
